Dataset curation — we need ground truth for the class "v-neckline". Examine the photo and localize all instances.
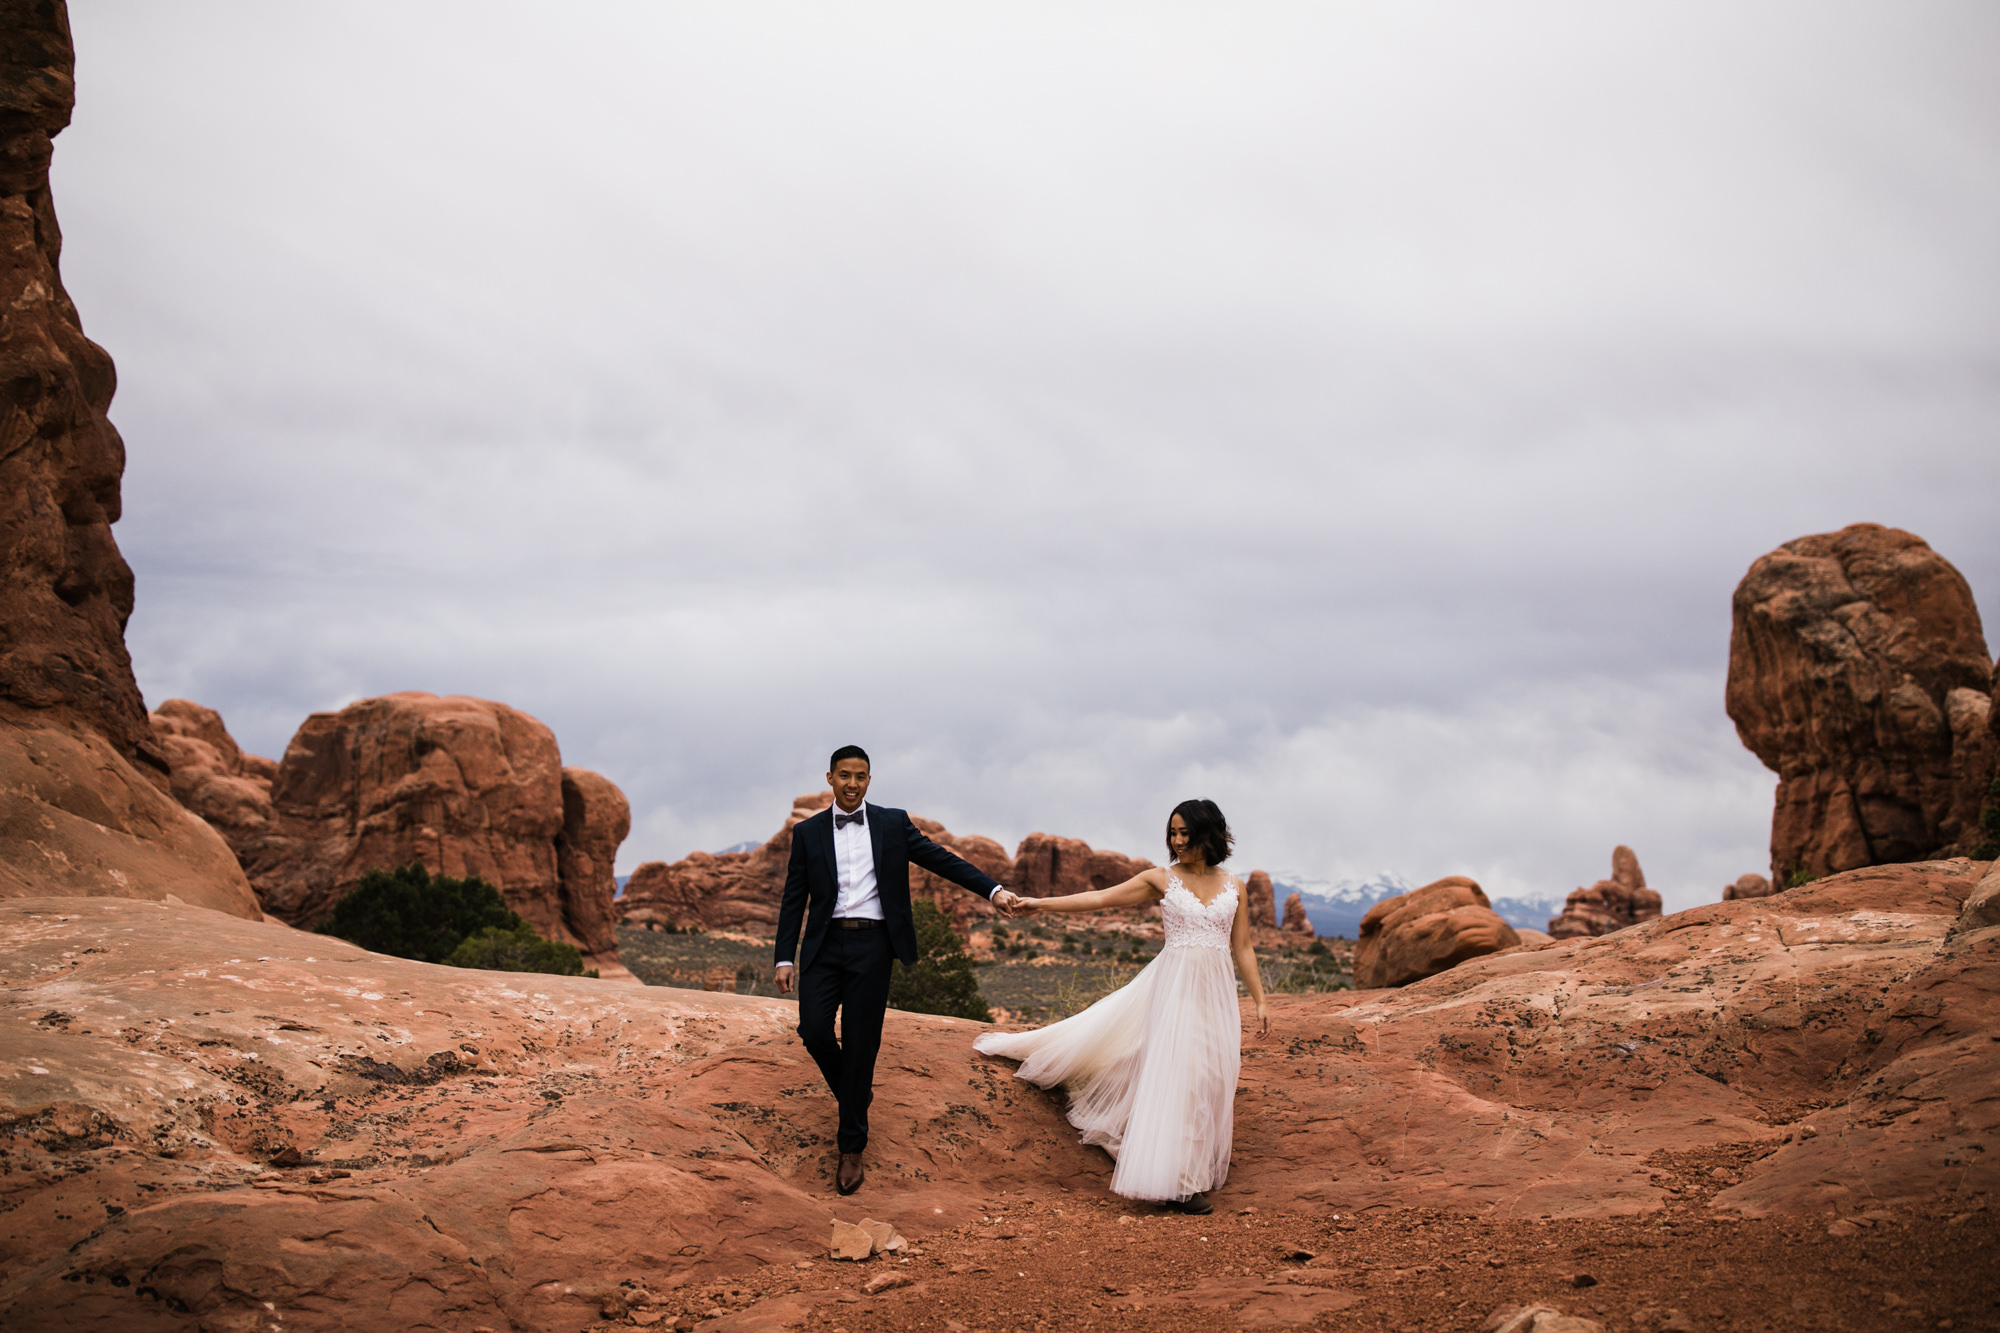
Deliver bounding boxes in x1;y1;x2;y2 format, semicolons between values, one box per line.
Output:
1169;867;1233;910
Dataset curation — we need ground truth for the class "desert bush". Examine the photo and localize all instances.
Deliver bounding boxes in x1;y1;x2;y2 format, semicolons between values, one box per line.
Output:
888;900;991;1022
318;863;588;977
446;925;590;977
1261;952;1351;994
1973;779;2000;861
317;863;525;963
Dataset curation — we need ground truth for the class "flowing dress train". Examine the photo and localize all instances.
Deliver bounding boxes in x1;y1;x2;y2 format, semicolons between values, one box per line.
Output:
972;870;1242;1201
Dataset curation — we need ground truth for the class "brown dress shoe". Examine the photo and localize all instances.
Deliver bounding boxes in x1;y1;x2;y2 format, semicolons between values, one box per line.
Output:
837;1152;865;1196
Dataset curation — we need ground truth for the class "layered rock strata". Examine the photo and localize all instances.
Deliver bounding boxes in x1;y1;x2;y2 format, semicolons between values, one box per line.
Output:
0;5;257;918
1548;845;1663;938
1726;524;1997;880
4;858;1992;1328
1354;875;1519;987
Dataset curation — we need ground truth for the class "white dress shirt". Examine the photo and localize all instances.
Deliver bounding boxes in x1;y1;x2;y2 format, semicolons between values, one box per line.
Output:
831;804;882;920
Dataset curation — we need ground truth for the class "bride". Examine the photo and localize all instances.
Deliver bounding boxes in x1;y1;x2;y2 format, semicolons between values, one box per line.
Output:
973;799;1268;1215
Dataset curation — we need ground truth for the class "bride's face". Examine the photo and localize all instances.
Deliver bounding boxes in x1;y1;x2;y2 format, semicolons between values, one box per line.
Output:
1167;814;1202;867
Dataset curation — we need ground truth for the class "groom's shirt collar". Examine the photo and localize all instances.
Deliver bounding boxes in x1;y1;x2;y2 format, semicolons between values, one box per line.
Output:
830;801;882;920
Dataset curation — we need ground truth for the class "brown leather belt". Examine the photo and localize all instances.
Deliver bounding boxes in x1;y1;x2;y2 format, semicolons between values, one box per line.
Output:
832;917;884;930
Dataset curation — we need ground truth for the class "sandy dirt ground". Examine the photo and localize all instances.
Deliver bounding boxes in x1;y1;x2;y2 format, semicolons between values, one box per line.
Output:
581;1175;2000;1333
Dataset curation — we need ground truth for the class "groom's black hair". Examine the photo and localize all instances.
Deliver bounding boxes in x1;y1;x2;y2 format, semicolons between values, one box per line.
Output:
829;744;870;771
1168;799;1233;866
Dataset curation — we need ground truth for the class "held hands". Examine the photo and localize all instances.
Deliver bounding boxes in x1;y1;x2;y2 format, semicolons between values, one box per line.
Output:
993;888;1034;918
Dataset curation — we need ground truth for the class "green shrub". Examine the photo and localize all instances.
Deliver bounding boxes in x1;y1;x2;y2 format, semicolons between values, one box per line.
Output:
317;863;525;963
887;900;991;1022
317;863;590;977
1783;867;1817;890
446;925;590;977
1973;778;2000;861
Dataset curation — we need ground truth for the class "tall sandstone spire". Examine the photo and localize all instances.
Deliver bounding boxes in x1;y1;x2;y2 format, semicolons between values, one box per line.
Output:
0;2;258;915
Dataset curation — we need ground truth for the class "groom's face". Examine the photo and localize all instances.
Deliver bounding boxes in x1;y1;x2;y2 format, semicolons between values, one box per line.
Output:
828;758;871;812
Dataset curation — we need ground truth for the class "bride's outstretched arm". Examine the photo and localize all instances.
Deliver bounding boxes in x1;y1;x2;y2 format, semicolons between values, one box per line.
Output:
1230;891;1270;1036
1016;867;1166;915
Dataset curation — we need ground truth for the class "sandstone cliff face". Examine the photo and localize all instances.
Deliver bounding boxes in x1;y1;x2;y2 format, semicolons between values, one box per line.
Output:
1726;524;1996;880
147;698;278;849
1010;832;1153;899
204;693;631;974
1548;845;1663;938
554;767;630;959
1354;875;1518;987
0;7;257;919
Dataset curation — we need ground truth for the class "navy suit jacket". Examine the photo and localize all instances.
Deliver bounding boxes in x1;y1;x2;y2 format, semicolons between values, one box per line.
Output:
775;803;1001;974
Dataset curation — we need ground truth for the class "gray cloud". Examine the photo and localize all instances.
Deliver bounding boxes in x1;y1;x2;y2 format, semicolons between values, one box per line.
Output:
55;3;2000;915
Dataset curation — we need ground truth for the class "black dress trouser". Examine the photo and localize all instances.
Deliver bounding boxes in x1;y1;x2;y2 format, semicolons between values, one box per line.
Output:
796;923;894;1154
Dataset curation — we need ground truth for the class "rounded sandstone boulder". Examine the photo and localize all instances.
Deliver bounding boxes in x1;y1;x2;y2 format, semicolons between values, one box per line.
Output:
1354;876;1520;989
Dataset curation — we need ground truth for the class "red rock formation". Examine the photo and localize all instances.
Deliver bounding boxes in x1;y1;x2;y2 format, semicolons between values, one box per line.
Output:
1354;875;1519;987
221;692;629;974
0;8;256;919
620;792;828;935
1280;890;1315;937
1548;845;1663;938
1010;832;1152;899
909;816;1012;930
1245;869;1277;928
1723;873;1775;901
554;767;630;968
1727;524;1996;880
147;698;278;848
620;794;1015;936
7;858;1993;1326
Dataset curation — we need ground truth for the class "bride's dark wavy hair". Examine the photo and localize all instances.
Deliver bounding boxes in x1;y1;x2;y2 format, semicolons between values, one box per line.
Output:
1167;799;1233;867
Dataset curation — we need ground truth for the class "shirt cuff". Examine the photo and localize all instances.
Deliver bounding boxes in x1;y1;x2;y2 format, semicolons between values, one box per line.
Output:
775;961;793;968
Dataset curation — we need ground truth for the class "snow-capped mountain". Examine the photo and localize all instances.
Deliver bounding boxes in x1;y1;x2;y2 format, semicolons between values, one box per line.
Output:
1486;893;1566;933
1268;873;1563;939
1266;873;1412;939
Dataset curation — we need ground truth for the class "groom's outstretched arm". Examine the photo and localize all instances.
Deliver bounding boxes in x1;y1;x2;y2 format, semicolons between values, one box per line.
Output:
773;827;811;993
903;821;1004;900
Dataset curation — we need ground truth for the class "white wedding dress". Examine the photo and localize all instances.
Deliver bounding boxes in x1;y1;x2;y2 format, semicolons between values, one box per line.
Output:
973;870;1242;1201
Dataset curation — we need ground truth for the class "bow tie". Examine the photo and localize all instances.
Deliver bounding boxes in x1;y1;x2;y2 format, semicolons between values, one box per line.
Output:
835;810;865;829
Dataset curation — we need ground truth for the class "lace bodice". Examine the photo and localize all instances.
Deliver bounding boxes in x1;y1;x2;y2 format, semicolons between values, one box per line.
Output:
1160;869;1237;952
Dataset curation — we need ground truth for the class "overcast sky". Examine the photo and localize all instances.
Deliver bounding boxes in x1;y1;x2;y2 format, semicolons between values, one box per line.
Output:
53;3;2000;912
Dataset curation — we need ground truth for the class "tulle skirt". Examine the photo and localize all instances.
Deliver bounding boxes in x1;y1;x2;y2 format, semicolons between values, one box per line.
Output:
973;943;1241;1201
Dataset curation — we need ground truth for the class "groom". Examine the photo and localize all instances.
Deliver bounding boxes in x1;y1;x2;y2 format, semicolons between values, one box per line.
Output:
775;745;1021;1195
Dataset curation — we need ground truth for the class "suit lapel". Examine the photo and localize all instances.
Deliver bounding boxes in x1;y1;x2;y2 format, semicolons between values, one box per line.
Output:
865;802;889;878
816;811;838;896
